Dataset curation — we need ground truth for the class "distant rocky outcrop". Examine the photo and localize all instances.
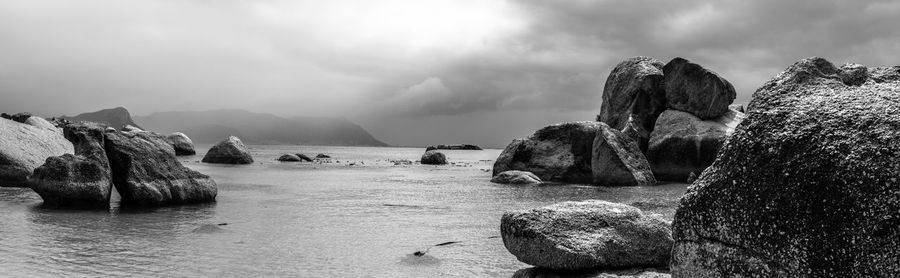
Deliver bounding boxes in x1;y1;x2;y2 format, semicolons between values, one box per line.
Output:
202;136;253;164
425;144;482;151
491;170;542;184
596;57;667;148
63;107;142;131
493;122;601;184
315;154;331;159
420;150;447;165
663;57;736;119
0;118;74;187
166;132;196;156
646;109;744;181
30;122;112;207
671;58;900;276
295;153;313;162
502;200;673;270
277;154;301;162
592;122;656;186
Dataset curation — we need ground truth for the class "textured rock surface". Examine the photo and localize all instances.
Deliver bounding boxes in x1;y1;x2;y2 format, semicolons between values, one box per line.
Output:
167;132;196;156
512;267;670;278
30;123;112;207
491;170;542;184
295;153;313;162
663;57;736;119
597;57;666;136
502;200;673;270
493;122;601;183
420;150;447;165
646;109;744;182
106;131;217;206
425;144;482;151
671;57;900;277
277;154;301;162
0;119;74;187
23;116;57;130
591;123;656;186
202;136;253;164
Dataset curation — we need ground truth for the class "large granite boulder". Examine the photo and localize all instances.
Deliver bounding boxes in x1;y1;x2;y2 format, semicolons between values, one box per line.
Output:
597;57;666;141
167;132;195;156
671;57;900;277
493;122;601;183
501;200;673;270
420;150;447;165
202;136;253;164
30;123;112;207
105;131;217;206
491;170;542;184
0;119;74;187
592;123;656;186
663;57;736;119
646;109;744;182
512;267;670;278
23;116;58;130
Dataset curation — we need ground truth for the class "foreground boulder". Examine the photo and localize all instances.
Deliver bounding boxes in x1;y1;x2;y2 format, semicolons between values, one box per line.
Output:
0;119;74;187
491;170;542;184
420;150;447;165
663;57;736;119
277;154;301;162
30;123;112;207
592;123;656;186
167;132;196;155
105;131;217;206
646;109;744;182
597;57;667;142
671;58;900;277
512;267;670;278
202;136;253;164
493;122;601;183
502;200;673;270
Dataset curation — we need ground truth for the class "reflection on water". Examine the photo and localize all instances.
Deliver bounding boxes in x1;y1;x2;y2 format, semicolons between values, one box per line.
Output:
0;145;687;277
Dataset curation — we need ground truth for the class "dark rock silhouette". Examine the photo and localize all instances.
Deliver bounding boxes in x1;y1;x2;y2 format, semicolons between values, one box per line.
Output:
596;57;667;147
63;107;142;130
493;122;601;184
591;123;656;186
491;170;542;184
30;122;112;207
646;109;744;182
0;118;74;187
202;136;253;164
420;150;447;165
425;144;482;151
277;154;301;162
663;57;736;119
295;153;313;162
315;154;331;159
671;57;900;277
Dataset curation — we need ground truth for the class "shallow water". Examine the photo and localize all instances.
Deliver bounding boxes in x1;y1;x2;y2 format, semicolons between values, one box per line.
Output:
0;145;688;277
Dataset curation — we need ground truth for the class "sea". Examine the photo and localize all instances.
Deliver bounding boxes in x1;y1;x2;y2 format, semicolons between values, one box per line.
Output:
0;145;688;277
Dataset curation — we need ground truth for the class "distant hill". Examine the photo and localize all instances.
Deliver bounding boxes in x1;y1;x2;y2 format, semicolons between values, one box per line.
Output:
62;107;142;130
134;109;389;146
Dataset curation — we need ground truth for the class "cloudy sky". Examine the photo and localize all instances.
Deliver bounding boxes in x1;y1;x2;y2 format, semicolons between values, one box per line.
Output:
1;0;898;147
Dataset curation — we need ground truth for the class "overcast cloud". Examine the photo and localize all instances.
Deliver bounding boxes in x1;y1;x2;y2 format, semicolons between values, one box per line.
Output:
1;0;898;147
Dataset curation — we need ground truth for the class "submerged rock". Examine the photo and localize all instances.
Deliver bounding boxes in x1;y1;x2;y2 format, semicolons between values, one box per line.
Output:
420;150;447;165
663;57;736;119
501;200;673;270
0;118;74;187
597;57;667;140
646;109;744;182
493;122;601;183
277;154;301;162
491;170;542;184
671;57;900;277
105;131;217;206
167;132;196;156
591;123;656;186
202;136;253;164
30;123;112;207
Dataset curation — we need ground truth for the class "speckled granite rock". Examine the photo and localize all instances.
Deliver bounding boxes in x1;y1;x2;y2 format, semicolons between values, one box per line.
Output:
202;136;253;164
420;150;447;165
663;57;736;119
591;122;656;186
0;118;74;187
30;122;112;207
597;57;667;141
493;122;602;183
491;170;542;184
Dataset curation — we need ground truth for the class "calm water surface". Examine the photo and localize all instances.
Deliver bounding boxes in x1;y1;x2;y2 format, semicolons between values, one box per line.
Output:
0;145;688;277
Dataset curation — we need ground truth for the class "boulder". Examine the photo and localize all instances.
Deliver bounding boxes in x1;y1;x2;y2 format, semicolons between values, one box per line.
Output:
0;119;74;187
105;131;217;206
646;109;744;182
167;132;196;156
663;57;736;119
277;154;301;162
597;57;667;139
592;123;656;186
23;116;57;130
1;112;33;123
295;153;313;162
316;154;331;159
491;170;542;184
202;136;253;164
30;123;112;207
512;267;670;278
727;104;744;113
501;200;673;270
122;124;143;132
426;144;483;151
493;122;601;183
420;150;447;165
671;57;900;277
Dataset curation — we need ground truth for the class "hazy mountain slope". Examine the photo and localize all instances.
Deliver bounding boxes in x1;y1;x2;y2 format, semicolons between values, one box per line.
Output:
134;109;389;146
62;107;141;130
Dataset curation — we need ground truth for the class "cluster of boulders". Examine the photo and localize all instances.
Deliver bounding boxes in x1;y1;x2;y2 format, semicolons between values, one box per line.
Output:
425;144;482;151
493;57;744;185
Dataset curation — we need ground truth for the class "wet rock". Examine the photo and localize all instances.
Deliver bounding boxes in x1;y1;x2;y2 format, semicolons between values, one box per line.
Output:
597;57;667;138
0;118;74;187
491;170;542;184
663;57;736;119
671;57;900;277
493;122;601;183
420;150;447;165
646;109;744;182
167;132;196;156
105;131;217;206
202;136;253;164
591;122;656;186
277;154;301;162
30;123;112;207
295;153;313;162
502;200;673;270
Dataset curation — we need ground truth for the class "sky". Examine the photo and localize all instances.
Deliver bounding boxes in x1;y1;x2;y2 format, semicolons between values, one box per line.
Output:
1;0;898;148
